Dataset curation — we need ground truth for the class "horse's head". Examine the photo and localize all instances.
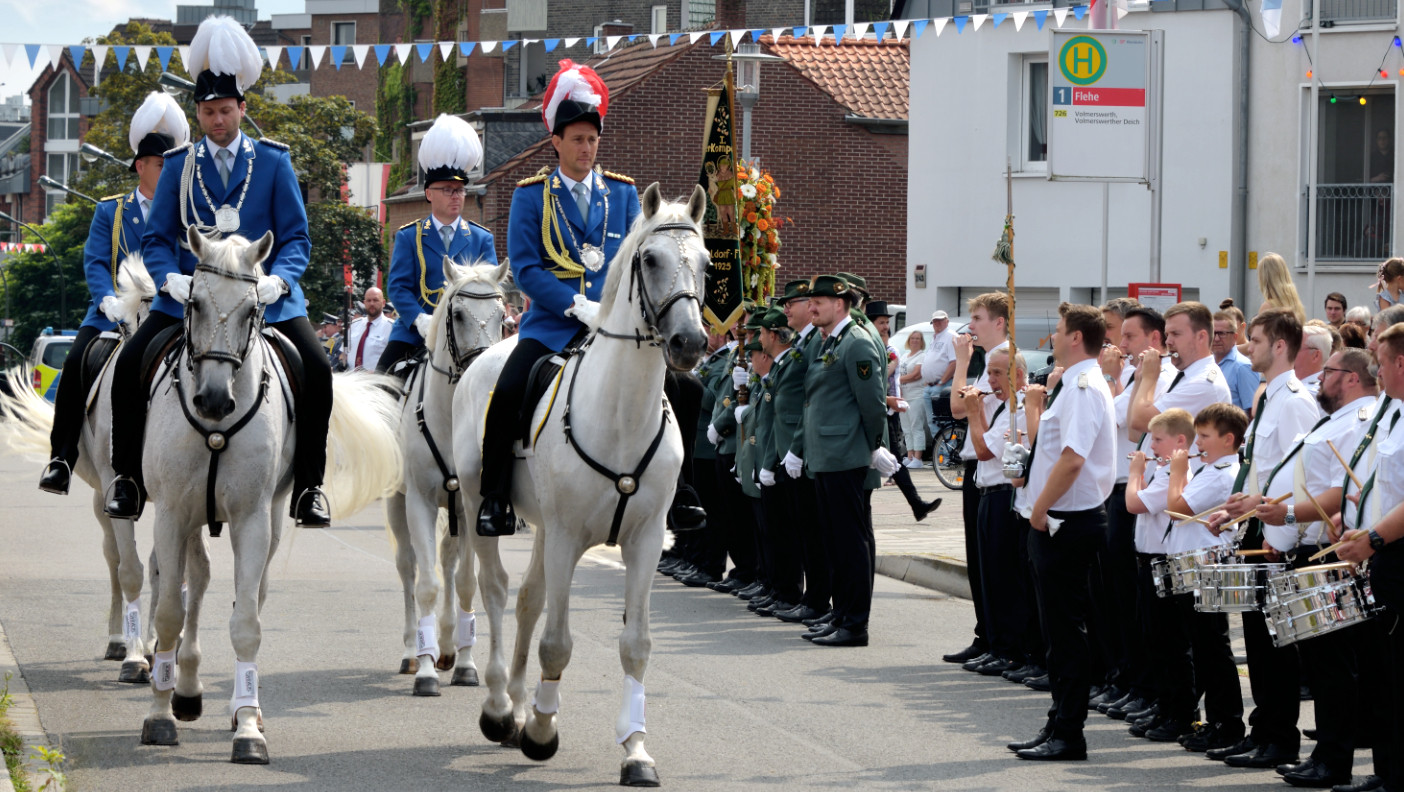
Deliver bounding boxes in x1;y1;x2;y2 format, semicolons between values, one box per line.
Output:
611;183;709;371
183;226;273;421
428;255;510;379
114;253;157;336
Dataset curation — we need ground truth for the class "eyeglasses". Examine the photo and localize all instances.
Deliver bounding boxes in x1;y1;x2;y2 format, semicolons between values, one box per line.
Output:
1211;330;1234;338
1320;366;1354;378
428;187;466;198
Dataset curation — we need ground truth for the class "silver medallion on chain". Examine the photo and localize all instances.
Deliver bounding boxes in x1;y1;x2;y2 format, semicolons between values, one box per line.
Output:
215;205;240;233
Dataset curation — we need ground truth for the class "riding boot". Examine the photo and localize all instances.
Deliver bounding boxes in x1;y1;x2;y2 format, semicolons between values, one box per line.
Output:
477;338;551;537
41;325;101;495
107;311;181;519
38;456;74;495
105;477;146;520
270;316;333;528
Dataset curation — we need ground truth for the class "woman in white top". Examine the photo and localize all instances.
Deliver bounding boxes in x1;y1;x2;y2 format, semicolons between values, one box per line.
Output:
898;330;928;468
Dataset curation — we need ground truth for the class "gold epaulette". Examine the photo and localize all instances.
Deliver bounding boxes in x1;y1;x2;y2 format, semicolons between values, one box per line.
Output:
601;170;634;185
100;194;123;202
398;220;417;231
256;137;290;151
467;219;491;233
517;172;549;188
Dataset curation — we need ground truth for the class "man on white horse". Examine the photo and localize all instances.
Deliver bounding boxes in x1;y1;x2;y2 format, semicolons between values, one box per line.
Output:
105;15;333;527
38;92;188;495
476;59;641;537
376;114;498;374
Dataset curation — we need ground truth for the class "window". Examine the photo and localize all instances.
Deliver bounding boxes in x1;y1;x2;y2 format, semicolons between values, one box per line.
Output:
686;0;716;27
1320;0;1397;25
1309;88;1396;261
1020;58;1048;171
652;5;668;33
593;24;607;54
46;74;79;141
332;21;355;63
300;34;312;48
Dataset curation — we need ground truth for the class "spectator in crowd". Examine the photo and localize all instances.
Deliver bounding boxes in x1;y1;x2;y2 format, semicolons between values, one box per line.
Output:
1323;291;1347;327
1376;257;1404;312
898;329;928;468
1341;321;1368;348
1211;310;1259;412
922;309;958;416
1346;305;1373;326
1295;324;1331;397
1257;253;1308;322
344;286;393;371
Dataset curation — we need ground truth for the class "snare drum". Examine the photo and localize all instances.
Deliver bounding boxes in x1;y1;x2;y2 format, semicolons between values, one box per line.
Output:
1151;556;1173;597
1195;562;1286;613
1262;562;1377;647
1159;546;1234;598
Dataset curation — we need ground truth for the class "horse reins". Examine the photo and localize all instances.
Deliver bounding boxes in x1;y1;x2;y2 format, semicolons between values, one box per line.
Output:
594;222;702;348
183;263;263;375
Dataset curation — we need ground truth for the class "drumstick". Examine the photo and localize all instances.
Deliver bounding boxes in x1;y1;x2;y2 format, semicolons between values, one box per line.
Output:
1219;492;1294;528
1303;488;1332;526
1325;440;1364;491
1166;510;1212;527
1236;548;1274;557
1308;531;1368;563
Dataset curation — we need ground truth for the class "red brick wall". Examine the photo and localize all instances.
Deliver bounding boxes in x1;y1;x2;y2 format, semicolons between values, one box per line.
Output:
478;44;908;303
27;58;90;225
309;14;382;114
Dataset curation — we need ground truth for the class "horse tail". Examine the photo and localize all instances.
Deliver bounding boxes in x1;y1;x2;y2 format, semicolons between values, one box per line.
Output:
324;370;404;518
115;253;156;325
0;365;56;460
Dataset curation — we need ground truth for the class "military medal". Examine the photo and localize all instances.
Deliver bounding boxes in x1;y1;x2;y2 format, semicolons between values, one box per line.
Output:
580;244;604;272
216;204;240;233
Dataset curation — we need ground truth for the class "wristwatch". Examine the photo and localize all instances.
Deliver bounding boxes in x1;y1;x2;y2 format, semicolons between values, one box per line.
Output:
1283;505;1296;526
1369;529;1387;550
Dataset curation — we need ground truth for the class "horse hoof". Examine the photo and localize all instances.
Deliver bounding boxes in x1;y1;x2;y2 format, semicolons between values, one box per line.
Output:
171;692;203;722
231;737;270;765
104;641;127;661
398;657;418;675
620;762;661;787
230;710;265;733
435;652;456;671
413;675;441;697
520;728;559;762
140;717;179;746
451;666;479;687
118;660;150;684
479;711;517;743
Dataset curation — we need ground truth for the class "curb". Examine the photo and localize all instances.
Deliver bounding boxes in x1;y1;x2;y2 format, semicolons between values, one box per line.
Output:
0;619;55;792
875;553;971;600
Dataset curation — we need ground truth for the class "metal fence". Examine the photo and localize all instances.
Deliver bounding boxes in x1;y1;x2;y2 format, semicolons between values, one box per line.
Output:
1320;0;1398;23
1307;183;1393;261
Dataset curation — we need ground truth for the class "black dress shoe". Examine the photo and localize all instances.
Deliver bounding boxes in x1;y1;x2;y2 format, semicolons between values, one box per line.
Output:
747;593;777;611
942;644;985;664
1099;690;1136;715
976;658;1017;677
476;497;516;537
1007;728;1051;752
104;476;145;519
810;627;868;647
1304;728;1318;741
962;653;993;672
1107;696;1149;721
710;577;746;594
913;498;943;522
657;557;683;575
1205;736;1256;761
1224;743;1298;769
1007;664;1044;683
1016;737;1087;761
803;611;835;628
775;604;823;623
1124;702;1159;723
1023;673;1052;691
1129;714;1162;738
1332;774;1384;792
1182;722;1245;753
677;570;718;588
802;622;839;641
668;504;707;532
670;564;700;582
291;487;332;526
1283;758;1350;788
756;600;795;617
1145;719;1193;742
1088;686;1125;709
38;458;72;495
736;582;765;600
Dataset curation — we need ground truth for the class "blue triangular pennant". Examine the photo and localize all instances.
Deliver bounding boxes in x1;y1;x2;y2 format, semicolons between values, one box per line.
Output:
112;46;130;70
668;33;682;45
992;12;1009;26
502;40;518;51
415;43;433;62
953;16;969;33
1073;4;1088;18
872;21;890;38
626;35;637;43
586;37;597;47
155;45;173;71
374;44;392;65
459;42;477;57
1034;9;1048;28
752;29;766;42
287;46;303;70
330;45;346;69
832;24;848;42
22;44;39;68
709;31;725;45
794;26;809;37
912;20;928;37
543;38;560;51
68;45;86;68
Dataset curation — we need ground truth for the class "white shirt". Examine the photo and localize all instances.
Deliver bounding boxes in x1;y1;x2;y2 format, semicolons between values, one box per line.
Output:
1345;395;1400;532
1243;370;1321;494
1133;465;1173;554
975;394;1026;488
960;340;1008;460
1170;457;1239;554
1153;354;1233;453
430;215;461;236
921;327;957;385
346;314;394;370
1262;395;1372;551
206;131;246;167
1115;362;1175;481
1024;357;1117;512
1300;370;1322;398
824;314;853;341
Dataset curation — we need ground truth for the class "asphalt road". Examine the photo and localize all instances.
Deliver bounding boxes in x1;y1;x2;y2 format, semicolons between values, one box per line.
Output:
0;450;1357;791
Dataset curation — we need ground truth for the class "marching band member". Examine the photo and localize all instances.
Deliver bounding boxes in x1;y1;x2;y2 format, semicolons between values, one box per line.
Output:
39;91;188;495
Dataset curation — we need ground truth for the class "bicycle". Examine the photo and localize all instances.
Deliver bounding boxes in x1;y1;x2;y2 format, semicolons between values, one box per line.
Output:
928;400;967;491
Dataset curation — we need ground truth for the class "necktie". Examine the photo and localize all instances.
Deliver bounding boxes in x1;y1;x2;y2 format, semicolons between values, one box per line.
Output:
573;183;590;221
440;224;454;253
354;321;370;369
140;198;150;222
1232;389;1270;494
1020;378;1063;488
217;148;232;188
1168;370;1184;391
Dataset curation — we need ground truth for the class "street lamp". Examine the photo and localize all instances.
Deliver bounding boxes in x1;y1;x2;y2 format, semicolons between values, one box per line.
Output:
712;44;784;163
79;142;132;170
160;71;265;139
38;175;97;205
0;210;67;327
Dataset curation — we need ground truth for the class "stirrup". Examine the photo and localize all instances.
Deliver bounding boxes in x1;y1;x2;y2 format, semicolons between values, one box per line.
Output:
291;487;331;527
103;476;146;520
38;457;73;495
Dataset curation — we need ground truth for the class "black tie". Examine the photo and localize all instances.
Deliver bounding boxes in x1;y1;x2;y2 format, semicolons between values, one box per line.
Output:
1019;378;1063;488
1168;370;1184;391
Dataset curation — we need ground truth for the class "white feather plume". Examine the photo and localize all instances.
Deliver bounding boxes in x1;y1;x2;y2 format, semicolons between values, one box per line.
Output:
188;15;263;94
128;92;190;155
417;114;483;174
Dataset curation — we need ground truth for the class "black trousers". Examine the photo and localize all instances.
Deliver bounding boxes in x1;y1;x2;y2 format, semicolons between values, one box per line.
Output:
748;495;770;586
1152;590;1198;722
1371;547;1404;791
111;313;330;494
374;338;422;374
479;336;552;499
784;471;830;611
1187;603;1243;726
1013;514;1046;666
48;324;102;464
1101;483;1140;692
713;453;757;582
1360;609;1399;787
690;453;726;578
761;476;803;605
962;460;988;651
976;486;1025;662
1297;622;1359;771
1029;505;1107;740
1244;601;1301;750
814;467;874;633
1133;554;1164;704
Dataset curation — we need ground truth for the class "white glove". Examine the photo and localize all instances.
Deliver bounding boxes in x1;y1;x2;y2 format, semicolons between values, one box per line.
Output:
707;424;720;446
734;405;749;424
1002;443;1031;480
783;451;803;479
164;273;193;304
731;366;748;389
100;295;123;322
731;465;740;484
1017;505;1065;537
565;294;601;329
759;468;776;487
413;313;433;339
255;275;285;305
871;447;901;477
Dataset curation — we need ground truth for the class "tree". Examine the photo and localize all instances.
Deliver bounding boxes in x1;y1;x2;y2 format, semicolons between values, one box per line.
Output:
1;201;94;348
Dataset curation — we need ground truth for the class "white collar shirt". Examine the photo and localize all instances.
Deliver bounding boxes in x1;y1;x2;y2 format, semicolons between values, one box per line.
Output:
1262;395;1371;551
921;327;957;386
825;315;853;341
1134;464;1173;554
961;340;1008;459
1024;358;1117;512
1301;370;1322;398
1169;457;1239;554
1345;395;1400;532
347;314;394;371
1153;355;1233;455
207;132;245;164
1244;371;1321;493
430;215;460;236
975;395;1025;488
1363;398;1404;533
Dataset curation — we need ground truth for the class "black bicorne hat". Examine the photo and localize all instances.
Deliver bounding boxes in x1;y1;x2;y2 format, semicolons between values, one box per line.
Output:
194;69;243;103
130;132;175;172
551;99;602;136
423;165;468;185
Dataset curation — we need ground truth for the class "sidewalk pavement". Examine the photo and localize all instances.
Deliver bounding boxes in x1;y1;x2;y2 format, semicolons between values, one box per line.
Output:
870;467;972;599
0;618;54;792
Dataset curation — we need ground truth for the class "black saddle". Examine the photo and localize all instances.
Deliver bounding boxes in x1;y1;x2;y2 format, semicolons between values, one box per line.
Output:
260;327;304;401
140;324;303;405
141;324;184;390
81;334;121;397
516;333;589;448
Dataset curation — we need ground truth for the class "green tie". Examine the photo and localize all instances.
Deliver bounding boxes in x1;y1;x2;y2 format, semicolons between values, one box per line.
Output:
1232;388;1270;494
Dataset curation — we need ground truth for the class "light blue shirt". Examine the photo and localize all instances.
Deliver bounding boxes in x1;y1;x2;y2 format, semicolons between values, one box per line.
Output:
1216;348;1261;412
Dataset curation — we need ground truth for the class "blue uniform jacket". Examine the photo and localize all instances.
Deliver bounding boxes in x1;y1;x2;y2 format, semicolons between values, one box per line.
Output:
79;190;147;331
508;168;640;352
386;217;498;346
143;133;311;322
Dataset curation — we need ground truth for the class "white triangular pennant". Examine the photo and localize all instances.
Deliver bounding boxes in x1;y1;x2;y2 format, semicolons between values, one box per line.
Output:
565;37;582;47
266;45;283;67
1117;6;1129;18
931;18;949;36
134;45;151;70
178;46;190;67
1;44;17;67
1012;11;1028;30
853;22;870;38
688;31;706;44
971;13;988;30
439;41;453;61
1054;8;1069;25
606;35;623;50
812;24;827;45
394;43;412;64
481;40;498;53
771;27;785;41
306;45;326;69
729;29;746;47
353;44;370;68
893;19;910;39
89;45;107;69
46;44;64;68
648;34;661;47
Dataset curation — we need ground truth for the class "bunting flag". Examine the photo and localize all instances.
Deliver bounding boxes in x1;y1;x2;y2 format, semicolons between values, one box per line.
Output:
375;44;391;65
501;39;518;51
459;42;477;57
23;44;39;68
134;45;151;70
698;73;743;334
307;45;326;69
1013;11;1029;31
330;45;346;69
155;45;173;71
68;45;86;68
438;41;453;61
45;45;63;69
90;45;108;70
112;46;129;70
287;45;303;70
178;46;190;67
266;45;283;68
353;44;370;68
893;19;910;40
393;43;411;64
971;14;988;31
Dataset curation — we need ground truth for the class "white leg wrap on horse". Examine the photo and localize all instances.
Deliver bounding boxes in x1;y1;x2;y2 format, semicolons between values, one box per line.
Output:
153;649;178;691
532;678;561;715
123;598;142;643
232;661;259;712
456;610;477;650
415;615;439;661
615;675;647;744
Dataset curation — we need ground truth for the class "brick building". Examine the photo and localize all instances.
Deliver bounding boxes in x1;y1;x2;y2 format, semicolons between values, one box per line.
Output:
23;55;91;226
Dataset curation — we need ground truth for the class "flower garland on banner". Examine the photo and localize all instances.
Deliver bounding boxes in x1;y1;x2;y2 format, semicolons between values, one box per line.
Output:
736;161;787;301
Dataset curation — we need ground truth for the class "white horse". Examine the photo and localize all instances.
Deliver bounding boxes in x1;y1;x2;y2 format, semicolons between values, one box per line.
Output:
385;256;508;695
137;227;401;764
453;184;709;787
0;256;163;684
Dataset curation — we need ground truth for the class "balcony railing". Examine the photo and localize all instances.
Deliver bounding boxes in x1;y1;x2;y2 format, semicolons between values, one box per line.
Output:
1307;183;1393;261
1320;0;1397;24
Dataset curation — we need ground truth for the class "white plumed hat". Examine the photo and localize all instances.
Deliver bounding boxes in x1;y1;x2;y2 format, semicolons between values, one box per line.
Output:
188;15;263;101
128;92;190;166
541;60;608;134
418;114;482;185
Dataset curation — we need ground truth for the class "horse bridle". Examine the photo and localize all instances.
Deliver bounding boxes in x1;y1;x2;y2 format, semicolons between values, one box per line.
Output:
432;287;504;384
183;263;264;374
596;222;703;348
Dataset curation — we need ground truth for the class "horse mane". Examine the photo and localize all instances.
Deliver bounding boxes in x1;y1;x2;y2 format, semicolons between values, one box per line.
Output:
426;258;505;347
597;197;697;318
114;253;156;324
196;233;268;279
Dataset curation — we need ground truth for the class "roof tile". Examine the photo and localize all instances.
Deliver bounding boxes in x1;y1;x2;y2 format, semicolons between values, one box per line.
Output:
763;35;909;120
